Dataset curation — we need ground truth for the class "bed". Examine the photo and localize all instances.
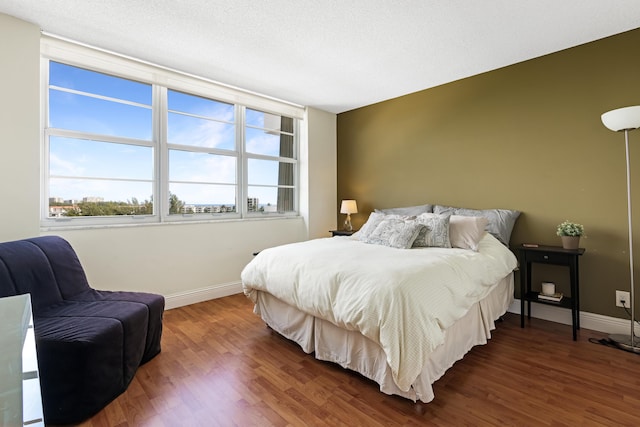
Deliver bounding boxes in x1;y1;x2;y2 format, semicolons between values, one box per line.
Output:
241;207;519;402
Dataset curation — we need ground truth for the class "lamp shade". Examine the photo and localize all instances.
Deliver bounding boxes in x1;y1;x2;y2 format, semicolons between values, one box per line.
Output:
601;105;640;132
340;200;358;214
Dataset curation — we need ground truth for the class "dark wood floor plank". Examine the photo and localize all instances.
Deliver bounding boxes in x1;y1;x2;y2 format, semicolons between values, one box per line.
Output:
58;294;640;427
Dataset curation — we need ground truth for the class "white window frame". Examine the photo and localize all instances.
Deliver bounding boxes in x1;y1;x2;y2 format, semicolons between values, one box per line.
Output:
161;89;242;222
243;107;299;218
40;35;303;229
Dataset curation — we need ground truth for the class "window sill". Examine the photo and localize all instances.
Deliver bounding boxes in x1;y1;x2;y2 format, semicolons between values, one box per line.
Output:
40;214;302;232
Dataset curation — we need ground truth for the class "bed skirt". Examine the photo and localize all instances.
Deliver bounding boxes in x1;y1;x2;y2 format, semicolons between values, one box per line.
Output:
253;273;514;403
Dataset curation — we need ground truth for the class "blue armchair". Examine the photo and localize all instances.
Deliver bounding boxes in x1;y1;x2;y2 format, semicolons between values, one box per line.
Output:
0;236;164;425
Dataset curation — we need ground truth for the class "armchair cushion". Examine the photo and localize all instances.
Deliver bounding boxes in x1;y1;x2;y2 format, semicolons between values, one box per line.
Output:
35;316;124;425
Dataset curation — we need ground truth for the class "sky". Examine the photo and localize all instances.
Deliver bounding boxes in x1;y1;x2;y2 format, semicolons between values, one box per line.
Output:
48;61;293;209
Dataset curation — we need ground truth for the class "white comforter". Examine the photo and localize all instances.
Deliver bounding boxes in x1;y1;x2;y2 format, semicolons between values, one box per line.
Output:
241;233;517;392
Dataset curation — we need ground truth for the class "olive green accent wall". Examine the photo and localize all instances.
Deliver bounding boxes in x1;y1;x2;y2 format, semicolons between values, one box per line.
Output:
337;28;640;319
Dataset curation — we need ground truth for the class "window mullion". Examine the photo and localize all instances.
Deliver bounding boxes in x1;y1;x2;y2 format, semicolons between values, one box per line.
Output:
237;105;246;217
47;128;154;148
293;118;300;214
166;144;236;156
41;57;51;222
155;85;167;221
246;153;297;163
50;85;152;110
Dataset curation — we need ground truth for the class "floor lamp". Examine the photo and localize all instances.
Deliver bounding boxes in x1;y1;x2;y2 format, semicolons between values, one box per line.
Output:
601;105;640;354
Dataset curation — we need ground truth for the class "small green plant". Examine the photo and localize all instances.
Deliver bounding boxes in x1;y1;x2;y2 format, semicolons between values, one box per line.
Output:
556;220;585;237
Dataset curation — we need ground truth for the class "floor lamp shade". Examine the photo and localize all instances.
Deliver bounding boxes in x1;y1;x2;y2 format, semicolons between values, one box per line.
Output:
601;105;640;131
601;105;640;353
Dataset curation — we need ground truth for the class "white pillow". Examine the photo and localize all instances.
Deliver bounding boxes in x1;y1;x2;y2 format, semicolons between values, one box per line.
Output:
449;215;489;251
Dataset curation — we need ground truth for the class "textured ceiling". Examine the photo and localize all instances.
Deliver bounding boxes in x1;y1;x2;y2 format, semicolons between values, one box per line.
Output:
1;0;640;113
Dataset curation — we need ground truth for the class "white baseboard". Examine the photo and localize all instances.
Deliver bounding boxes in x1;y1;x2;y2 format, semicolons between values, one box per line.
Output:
165;281;243;310
508;299;631;335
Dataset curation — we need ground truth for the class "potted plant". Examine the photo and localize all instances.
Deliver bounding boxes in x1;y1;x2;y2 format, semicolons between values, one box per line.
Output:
556;220;584;249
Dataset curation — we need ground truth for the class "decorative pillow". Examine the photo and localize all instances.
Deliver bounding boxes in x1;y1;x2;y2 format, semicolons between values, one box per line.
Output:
354;212;415;241
363;218;426;249
412;213;451;248
434;205;520;246
374;203;433;216
449;215;489;251
352;211;384;241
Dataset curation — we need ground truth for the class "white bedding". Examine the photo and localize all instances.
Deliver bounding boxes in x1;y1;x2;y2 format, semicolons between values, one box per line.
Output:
241;233;517;392
253;274;513;402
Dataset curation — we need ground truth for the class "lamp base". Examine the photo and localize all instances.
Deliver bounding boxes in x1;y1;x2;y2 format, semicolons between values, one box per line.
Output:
343;214;353;231
608;334;640;354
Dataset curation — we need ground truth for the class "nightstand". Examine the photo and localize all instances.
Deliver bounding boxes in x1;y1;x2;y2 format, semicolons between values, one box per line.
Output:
330;230;356;237
518;244;585;340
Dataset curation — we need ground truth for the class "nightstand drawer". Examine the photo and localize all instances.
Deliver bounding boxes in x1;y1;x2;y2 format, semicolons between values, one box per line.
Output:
524;251;570;265
330;230;356;237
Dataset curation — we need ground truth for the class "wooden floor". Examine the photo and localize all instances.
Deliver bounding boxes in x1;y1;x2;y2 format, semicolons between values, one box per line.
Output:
66;294;640;427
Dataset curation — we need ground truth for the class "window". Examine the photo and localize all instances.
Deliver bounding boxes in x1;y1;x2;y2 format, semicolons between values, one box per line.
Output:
167;90;238;215
47;62;155;220
41;37;302;227
245;109;296;214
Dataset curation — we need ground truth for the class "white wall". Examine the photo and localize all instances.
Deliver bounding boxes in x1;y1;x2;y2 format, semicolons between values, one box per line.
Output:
301;107;338;239
0;13;338;309
0;14;41;240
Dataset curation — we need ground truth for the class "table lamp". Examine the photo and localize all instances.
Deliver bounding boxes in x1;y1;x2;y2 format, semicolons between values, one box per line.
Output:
340;200;358;231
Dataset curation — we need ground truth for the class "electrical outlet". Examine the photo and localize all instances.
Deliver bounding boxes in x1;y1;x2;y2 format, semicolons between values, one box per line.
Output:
616;290;630;307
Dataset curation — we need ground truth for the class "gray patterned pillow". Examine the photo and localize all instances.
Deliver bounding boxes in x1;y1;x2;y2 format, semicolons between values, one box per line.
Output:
364;218;426;249
434;205;520;246
412;213;452;248
375;203;433;216
355;212;415;241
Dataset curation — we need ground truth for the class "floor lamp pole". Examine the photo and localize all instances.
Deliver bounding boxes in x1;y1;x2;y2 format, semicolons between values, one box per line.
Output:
609;128;640;353
624;128;636;350
601;105;640;353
